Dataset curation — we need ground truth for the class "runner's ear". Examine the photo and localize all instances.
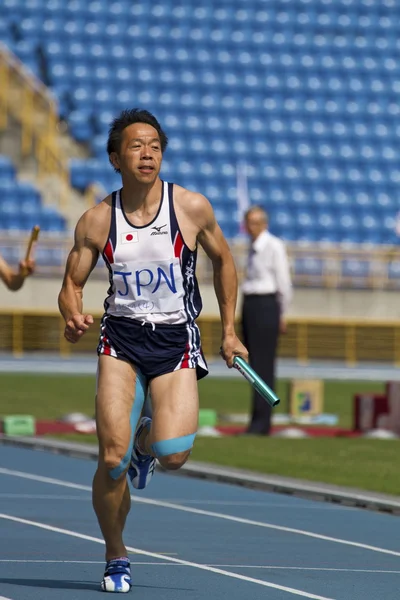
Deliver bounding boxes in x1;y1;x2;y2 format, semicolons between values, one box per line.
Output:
109;152;120;171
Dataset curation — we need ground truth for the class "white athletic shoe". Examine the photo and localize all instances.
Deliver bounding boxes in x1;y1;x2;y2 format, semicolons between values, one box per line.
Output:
101;558;131;593
128;417;156;490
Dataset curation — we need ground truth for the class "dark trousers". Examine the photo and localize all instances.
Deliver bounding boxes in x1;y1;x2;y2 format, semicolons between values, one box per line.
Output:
241;294;280;435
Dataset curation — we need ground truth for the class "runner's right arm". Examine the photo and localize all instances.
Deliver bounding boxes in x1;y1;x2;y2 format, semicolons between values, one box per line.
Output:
58;212;99;343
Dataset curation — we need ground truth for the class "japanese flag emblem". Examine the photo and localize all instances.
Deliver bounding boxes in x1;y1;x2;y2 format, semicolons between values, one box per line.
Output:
121;231;138;244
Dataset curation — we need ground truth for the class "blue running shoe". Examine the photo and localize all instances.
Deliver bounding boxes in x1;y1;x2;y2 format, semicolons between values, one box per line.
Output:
101;558;131;593
128;416;156;490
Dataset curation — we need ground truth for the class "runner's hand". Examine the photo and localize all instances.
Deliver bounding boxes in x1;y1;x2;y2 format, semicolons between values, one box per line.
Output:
64;313;94;344
19;259;35;277
220;333;249;368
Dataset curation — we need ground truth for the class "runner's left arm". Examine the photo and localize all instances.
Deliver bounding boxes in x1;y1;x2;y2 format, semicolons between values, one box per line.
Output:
192;194;248;366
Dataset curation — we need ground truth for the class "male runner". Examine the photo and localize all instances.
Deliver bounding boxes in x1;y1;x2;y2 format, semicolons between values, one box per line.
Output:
58;108;248;593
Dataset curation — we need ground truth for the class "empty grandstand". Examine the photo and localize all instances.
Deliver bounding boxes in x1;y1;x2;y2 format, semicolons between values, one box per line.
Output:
0;0;399;288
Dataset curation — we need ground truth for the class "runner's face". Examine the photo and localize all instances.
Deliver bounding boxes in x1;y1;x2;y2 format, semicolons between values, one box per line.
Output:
113;123;162;183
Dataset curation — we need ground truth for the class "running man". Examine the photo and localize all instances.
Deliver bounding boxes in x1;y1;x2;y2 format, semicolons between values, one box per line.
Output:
58;108;248;593
0;253;35;291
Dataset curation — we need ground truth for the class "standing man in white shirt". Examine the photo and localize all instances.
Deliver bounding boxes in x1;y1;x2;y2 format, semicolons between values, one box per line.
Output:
241;206;292;435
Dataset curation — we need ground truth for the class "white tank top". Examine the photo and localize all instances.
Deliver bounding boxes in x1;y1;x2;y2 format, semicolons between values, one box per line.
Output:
101;181;203;325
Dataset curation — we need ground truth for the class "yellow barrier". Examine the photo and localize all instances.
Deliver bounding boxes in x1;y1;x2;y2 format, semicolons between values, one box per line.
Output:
1;311;399;365
0;44;69;208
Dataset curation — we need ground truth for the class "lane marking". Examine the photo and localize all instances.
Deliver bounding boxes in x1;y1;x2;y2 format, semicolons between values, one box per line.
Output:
0;494;349;510
0;494;90;500
138;500;351;510
0;560;399;574
0;560;173;564
0;467;399;558
206;566;400;574
0;513;334;600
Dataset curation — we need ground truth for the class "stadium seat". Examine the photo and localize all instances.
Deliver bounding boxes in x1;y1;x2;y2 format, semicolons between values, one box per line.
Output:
294;257;324;277
40;206;67;232
341;259;371;279
0;154;67;238
3;0;399;246
0;156;16;182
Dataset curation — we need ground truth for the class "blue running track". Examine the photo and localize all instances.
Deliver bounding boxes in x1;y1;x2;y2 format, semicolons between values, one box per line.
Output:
0;446;399;599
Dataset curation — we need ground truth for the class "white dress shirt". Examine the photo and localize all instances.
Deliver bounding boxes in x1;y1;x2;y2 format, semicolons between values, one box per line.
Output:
242;230;293;315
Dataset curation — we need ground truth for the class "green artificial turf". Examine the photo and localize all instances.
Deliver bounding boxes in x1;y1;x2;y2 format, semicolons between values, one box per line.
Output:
1;373;396;495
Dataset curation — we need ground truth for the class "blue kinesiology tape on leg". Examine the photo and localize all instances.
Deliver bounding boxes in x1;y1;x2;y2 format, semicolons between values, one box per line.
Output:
151;433;196;458
109;370;147;480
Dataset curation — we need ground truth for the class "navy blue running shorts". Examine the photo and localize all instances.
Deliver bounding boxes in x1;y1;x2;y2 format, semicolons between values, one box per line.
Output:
97;315;208;380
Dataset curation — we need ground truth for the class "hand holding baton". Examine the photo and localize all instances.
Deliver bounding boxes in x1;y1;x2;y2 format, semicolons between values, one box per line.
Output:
233;356;280;408
21;225;40;277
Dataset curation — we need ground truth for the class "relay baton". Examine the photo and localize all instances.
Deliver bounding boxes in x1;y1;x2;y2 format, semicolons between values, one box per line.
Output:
233;356;280;408
21;225;40;276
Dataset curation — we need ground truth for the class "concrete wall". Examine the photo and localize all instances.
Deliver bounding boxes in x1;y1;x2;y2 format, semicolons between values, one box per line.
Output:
1;277;400;321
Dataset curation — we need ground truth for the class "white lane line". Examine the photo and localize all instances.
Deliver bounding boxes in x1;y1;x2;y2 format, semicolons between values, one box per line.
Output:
0;596;13;600
0;513;334;600
0;494;90;500
144;500;350;510
0;560;399;574
0;560;106;564
207;566;400;574
0;494;348;511
0;469;90;493
0;467;399;558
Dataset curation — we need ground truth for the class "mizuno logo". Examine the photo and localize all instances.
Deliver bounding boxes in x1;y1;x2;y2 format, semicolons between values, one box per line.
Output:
151;224;168;236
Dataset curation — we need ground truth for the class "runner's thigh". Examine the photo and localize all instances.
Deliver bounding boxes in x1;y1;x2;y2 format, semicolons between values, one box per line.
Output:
149;368;198;442
96;354;137;453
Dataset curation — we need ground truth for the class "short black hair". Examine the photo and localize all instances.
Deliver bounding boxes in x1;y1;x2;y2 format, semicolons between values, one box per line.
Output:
107;108;168;165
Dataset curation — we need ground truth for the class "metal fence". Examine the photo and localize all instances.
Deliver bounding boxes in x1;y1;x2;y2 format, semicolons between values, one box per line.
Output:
1;310;399;365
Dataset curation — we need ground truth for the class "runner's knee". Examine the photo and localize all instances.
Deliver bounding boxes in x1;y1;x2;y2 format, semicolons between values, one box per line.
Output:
100;444;130;479
151;433;196;471
158;450;191;471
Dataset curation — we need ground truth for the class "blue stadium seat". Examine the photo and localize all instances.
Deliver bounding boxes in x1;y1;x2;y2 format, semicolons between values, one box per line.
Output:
17;18;43;42
40;206;67;232
0;214;24;231
0;156;16;182
316;210;336;231
34;245;58;267
70;159;91;191
294;257;324;277
295;211;315;228
91;135;107;158
0;245;20;264
341;259;370;279
11;40;38;63
68;111;94;143
274;210;294;229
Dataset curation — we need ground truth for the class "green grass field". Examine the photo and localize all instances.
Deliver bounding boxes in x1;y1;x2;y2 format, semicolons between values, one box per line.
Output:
1;373;398;496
